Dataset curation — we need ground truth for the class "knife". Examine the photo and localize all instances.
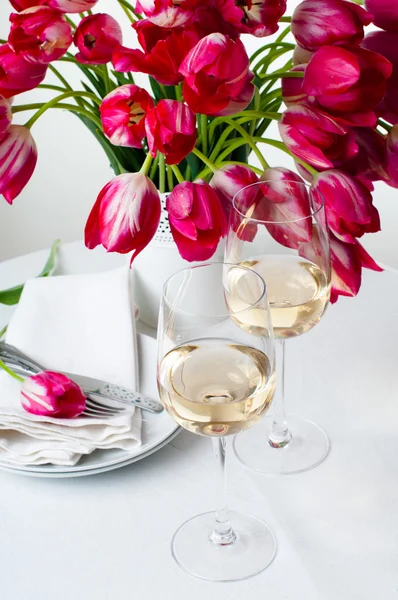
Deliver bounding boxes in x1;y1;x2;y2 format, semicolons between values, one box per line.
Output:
1;354;164;414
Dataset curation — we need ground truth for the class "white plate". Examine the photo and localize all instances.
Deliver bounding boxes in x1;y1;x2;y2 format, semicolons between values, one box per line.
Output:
0;333;180;477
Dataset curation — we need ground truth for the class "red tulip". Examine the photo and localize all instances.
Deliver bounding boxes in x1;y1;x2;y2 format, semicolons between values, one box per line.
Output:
0;43;47;98
166;180;227;261
362;31;398;125
292;0;372;51
100;84;154;148
10;0;47;10
179;33;254;116
0;96;12;141
21;371;86;418
210;164;258;219
329;234;382;303
364;0;398;33
9;6;73;64
281;65;307;104
216;0;286;37
85;172;161;263
47;0;99;12
145;100;197;165
278;104;358;170
113;23;199;86
386;125;398;187
312;170;380;243
303;45;393;126
74;14;122;64
0;125;38;204
135;0;194;28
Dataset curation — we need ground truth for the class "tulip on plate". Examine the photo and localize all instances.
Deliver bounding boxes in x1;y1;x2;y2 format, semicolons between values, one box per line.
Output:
21;371;86;418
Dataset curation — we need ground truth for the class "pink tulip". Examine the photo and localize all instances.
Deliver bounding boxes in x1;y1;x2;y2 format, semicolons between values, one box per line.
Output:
74;14;122;64
47;0;99;12
259;168;312;249
0;96;12;141
0;125;37;204
281;65;307;104
362;31;398;125
9;6;73;64
313;170;380;243
0;43;47;98
344;128;388;182
166;180;227;261
329;234;382;303
113;23;199;86
179;33;254;116
21;371;86;418
210;164;258;219
85;172;161;263
145;99;196;165
292;0;372;51
278;104;358;170
364;0;398;33
100;84;154;148
217;0;286;37
303;45;393;126
135;0;194;28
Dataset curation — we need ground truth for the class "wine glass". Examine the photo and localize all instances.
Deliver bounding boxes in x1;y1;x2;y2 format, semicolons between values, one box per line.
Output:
225;179;331;475
157;262;276;582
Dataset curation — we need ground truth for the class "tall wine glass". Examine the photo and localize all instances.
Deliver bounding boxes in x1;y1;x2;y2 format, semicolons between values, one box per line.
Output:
225;179;331;475
157;262;276;582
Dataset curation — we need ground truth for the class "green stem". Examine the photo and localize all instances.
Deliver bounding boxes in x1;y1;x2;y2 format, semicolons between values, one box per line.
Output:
377;119;392;133
258;138;318;176
102;64;111;95
175;86;183;101
279;16;292;22
149;154;160;181
14;102;102;126
118;0;135;23
21;92;102;129
167;165;174;191
0;359;24;383
159;153;166;194
250;42;295;65
0;325;7;339
196;162;263;181
192;148;217;173
48;64;72;90
140;152;153;175
200;115;208;155
259;70;304;81
221;119;269;170
170;164;185;184
38;84;67;93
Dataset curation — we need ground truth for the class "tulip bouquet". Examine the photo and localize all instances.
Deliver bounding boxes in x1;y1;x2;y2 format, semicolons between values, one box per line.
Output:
1;0;398;301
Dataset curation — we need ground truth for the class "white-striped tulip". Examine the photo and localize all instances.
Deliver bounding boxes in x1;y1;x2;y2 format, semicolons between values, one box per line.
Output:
0;125;37;204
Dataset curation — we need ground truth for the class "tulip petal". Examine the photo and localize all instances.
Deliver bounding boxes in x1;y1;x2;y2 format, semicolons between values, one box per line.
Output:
0;125;37;204
304;46;360;95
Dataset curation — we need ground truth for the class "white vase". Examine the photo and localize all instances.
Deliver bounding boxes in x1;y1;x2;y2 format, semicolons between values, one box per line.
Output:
132;193;225;328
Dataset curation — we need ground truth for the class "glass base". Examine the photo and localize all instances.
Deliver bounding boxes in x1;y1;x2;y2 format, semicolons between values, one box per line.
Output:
171;510;276;582
234;414;330;475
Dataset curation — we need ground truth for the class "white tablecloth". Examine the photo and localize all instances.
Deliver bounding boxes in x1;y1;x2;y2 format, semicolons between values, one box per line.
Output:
0;241;397;600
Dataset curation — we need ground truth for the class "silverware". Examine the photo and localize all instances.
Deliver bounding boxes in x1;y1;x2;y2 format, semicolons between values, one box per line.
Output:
0;341;163;414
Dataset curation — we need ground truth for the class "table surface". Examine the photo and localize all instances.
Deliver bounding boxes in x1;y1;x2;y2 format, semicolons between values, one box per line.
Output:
0;241;397;600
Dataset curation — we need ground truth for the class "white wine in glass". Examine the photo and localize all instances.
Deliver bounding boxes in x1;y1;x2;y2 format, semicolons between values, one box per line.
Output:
225;178;331;475
157;262;276;582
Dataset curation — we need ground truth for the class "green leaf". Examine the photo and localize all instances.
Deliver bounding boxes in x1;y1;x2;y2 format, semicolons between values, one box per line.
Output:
186;152;201;180
149;77;165;101
0;239;60;306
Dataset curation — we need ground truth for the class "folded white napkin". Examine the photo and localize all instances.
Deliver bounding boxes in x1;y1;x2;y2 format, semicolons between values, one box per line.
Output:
0;267;142;466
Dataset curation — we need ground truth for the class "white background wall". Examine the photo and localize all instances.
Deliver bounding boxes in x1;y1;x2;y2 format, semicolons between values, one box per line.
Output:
0;0;397;267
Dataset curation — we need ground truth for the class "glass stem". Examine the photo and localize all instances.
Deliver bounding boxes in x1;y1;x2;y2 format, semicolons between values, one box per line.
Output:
209;437;237;546
268;339;292;448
